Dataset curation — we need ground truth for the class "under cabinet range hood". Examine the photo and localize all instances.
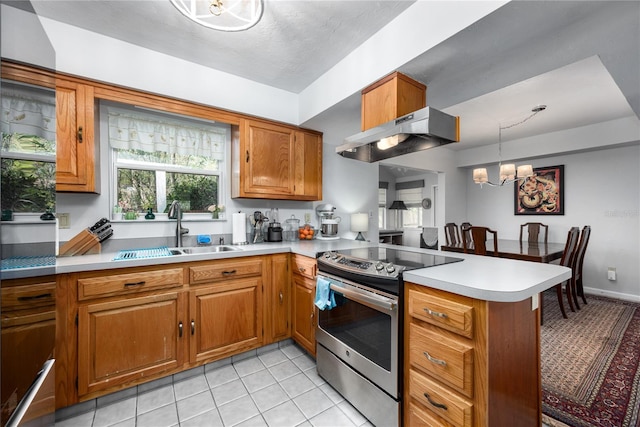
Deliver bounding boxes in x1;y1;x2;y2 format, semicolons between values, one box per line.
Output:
336;107;460;163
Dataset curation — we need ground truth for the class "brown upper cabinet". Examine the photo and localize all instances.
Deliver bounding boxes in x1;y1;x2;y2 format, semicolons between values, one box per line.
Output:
56;79;98;193
361;71;426;131
233;118;322;201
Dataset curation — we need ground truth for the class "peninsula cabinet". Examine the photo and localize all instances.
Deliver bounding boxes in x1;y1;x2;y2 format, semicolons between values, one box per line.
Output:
56;79;98;193
404;282;541;427
233;119;322;201
291;254;317;356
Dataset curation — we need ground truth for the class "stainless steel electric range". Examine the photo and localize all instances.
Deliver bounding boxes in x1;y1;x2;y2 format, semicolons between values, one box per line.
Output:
315;247;463;427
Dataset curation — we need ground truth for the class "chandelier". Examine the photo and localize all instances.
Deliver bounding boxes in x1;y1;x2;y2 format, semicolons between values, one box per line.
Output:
170;0;264;32
473;105;546;187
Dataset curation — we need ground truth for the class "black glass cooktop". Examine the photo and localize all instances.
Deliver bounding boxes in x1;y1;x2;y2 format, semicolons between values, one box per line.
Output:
317;246;463;295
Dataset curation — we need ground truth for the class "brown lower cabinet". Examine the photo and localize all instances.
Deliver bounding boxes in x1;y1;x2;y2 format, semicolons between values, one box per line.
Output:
404;282;542;427
56;254;291;408
291;255;317;356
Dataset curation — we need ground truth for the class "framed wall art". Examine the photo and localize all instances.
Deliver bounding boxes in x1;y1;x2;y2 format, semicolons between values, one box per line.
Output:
514;165;564;215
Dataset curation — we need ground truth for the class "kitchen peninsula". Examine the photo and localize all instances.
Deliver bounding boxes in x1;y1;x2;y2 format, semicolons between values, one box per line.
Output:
4;241;569;426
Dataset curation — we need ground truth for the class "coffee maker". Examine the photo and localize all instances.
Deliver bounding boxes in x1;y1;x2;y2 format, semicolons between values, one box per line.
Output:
316;204;341;240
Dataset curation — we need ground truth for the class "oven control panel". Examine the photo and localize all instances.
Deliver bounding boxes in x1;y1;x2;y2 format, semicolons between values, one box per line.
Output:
318;251;402;279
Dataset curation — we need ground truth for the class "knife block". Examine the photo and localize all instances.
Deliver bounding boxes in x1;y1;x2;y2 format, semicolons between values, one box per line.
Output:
59;229;101;256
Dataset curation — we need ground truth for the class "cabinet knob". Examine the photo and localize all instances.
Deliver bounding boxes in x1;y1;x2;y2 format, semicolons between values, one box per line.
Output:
279;291;283;304
246;150;249;162
179;321;183;338
191;320;195;335
78;126;83;143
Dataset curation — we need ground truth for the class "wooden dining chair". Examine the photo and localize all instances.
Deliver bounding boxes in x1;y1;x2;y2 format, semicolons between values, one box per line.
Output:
550;227;580;320
519;222;548;244
570;225;591;309
460;222;472;246
444;223;461;246
462;226;498;256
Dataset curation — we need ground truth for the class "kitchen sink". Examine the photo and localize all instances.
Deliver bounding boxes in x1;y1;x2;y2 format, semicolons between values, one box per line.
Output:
180;245;242;254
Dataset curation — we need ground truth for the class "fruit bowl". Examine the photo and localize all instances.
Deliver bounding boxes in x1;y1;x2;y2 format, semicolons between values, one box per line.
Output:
298;224;316;240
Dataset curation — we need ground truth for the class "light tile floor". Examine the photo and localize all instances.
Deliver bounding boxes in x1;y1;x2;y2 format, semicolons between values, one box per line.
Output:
54;342;373;427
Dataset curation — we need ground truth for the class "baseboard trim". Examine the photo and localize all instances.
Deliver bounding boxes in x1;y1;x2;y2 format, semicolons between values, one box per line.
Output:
584;287;640;303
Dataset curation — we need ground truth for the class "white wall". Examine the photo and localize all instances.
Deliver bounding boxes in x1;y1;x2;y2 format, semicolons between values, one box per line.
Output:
465;144;640;301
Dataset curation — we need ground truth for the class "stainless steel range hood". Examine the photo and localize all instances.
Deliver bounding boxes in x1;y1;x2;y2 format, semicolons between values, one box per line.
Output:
336;107;460;163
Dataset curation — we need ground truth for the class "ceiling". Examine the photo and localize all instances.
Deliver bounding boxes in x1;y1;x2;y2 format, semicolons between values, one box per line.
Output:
9;0;640;152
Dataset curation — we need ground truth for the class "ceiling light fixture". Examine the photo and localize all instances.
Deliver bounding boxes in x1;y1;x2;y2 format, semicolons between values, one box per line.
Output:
473;105;546;187
170;0;263;32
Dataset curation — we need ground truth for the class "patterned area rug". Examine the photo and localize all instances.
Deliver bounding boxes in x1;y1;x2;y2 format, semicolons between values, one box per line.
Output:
541;291;640;427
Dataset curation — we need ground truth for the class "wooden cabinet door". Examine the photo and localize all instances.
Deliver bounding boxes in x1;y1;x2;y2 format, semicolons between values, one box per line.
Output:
269;254;290;343
242;120;295;197
189;278;263;363
293;131;322;200
56;80;96;193
77;292;186;397
292;275;316;356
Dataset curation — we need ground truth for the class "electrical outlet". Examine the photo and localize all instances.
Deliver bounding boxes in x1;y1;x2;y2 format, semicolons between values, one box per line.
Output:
304;213;311;223
58;213;70;229
607;267;616;281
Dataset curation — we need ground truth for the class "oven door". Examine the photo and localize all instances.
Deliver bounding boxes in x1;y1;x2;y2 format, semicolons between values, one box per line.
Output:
315;272;399;398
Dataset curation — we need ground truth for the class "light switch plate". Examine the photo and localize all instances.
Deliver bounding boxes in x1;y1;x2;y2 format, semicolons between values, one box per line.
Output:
58;213;70;229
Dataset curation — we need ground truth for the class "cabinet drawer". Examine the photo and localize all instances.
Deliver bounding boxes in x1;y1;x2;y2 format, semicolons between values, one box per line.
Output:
291;255;316;279
1;281;56;311
189;258;263;284
407;402;456;427
409;369;473;427
409;323;474;398
407;288;474;338
78;268;184;300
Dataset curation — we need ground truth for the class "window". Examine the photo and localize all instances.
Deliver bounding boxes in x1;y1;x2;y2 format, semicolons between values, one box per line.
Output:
397;187;423;227
1;83;56;214
378;186;387;229
107;105;229;215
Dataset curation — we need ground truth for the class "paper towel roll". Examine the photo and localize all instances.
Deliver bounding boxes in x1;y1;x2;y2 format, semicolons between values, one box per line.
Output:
232;212;247;244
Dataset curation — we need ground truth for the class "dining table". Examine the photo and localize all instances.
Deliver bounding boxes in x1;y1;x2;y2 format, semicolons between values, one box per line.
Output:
440;239;566;263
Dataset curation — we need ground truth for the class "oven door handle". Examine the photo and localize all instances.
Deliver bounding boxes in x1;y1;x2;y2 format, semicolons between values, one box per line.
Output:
329;283;397;312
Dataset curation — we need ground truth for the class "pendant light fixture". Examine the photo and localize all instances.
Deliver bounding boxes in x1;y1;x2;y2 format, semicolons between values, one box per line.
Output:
170;0;263;32
473;105;546;187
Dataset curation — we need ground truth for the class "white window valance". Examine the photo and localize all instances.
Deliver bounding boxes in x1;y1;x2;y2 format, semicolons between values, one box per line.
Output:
1;88;56;150
107;107;228;160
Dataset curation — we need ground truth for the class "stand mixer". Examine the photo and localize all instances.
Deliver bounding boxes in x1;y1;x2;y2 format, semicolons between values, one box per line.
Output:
316;204;341;240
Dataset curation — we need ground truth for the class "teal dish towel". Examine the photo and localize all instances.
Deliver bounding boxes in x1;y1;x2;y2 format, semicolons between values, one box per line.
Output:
315;277;336;310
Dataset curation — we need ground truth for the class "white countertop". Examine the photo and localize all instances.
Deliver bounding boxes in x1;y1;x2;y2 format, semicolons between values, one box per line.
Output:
4;240;571;303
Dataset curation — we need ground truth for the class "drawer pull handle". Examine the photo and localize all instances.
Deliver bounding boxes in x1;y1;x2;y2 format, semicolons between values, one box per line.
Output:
191;320;195;335
423;351;447;366
78;126;83;143
424;393;448;411
124;281;145;287
179;321;183;338
279;291;284;304
424;307;448;318
299;267;306;273
17;293;53;301
222;270;237;276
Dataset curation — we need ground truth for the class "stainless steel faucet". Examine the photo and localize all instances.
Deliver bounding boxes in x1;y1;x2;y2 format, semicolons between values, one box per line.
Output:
168;200;189;247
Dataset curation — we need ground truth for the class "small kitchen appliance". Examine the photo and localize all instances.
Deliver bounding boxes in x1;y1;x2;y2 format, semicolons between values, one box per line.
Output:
315;247;463;427
316;204;341;240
